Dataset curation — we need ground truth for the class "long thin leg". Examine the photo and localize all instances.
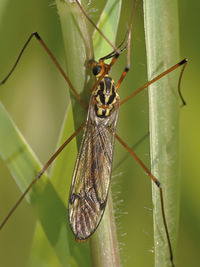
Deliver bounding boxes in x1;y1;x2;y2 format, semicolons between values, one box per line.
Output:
88;0;137;94
115;134;175;267
75;0;119;54
101;45;185;267
115;0;136;91
0;32;88;111
120;58;188;106
0;123;85;231
114;34;131;91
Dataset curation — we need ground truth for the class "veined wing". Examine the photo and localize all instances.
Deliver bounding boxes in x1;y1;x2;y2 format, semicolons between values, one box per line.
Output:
68;96;119;240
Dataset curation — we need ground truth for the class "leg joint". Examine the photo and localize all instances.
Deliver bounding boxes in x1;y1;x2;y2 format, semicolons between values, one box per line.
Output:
155;179;161;188
33;32;41;40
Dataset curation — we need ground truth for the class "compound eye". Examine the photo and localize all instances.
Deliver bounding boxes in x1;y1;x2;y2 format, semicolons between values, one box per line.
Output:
93;65;102;76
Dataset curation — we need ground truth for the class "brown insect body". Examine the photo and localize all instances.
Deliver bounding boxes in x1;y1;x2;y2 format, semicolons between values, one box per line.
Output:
68;60;120;240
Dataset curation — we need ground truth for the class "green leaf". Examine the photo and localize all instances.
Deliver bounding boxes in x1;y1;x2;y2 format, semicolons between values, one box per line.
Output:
93;0;122;60
143;0;181;266
0;102;72;266
0;102;44;199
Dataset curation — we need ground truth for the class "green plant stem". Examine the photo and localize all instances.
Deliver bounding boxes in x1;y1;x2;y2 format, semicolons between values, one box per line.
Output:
56;0;121;266
143;0;180;266
90;192;120;267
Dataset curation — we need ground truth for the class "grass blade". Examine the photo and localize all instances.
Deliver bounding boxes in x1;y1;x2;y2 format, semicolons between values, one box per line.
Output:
143;0;181;266
0;102;72;265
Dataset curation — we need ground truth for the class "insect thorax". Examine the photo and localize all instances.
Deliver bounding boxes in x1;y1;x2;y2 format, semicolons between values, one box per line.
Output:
92;75;119;118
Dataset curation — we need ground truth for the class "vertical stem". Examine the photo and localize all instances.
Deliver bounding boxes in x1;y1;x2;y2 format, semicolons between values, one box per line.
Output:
56;0;121;266
90;192;120;267
143;0;180;266
90;0;122;265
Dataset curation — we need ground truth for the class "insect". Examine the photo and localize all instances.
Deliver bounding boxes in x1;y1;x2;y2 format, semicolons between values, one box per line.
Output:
0;0;187;266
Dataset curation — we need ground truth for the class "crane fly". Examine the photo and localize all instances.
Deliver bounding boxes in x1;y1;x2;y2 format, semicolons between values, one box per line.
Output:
69;58;121;239
0;0;188;266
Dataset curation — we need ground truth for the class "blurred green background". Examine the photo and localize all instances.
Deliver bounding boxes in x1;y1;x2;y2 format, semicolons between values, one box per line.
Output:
0;0;199;266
